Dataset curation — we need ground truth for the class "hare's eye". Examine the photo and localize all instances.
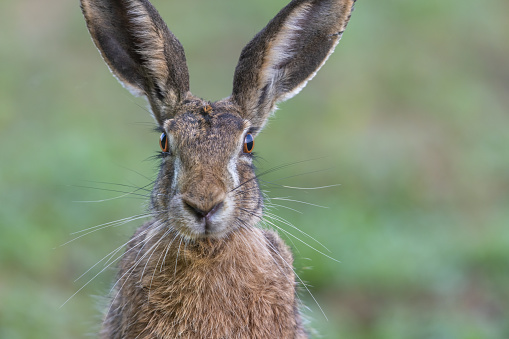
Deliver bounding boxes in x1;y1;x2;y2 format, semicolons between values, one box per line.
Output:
160;132;169;153
243;133;254;153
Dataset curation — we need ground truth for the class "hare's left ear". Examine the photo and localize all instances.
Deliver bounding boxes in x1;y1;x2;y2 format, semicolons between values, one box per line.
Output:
232;0;355;131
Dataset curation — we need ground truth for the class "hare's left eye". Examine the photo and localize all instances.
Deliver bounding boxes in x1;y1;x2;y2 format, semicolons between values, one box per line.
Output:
243;133;254;153
160;132;169;153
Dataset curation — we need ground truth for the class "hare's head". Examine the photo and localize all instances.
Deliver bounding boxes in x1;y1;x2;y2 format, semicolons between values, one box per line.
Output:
80;0;355;239
151;99;259;239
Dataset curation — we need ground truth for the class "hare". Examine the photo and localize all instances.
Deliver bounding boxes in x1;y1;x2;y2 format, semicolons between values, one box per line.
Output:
79;0;355;337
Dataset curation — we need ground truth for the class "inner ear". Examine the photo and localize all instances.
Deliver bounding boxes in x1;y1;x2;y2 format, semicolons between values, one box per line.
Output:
80;0;190;124
231;0;356;131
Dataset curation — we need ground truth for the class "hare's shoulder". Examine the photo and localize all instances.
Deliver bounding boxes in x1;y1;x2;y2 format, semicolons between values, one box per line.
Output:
262;228;294;264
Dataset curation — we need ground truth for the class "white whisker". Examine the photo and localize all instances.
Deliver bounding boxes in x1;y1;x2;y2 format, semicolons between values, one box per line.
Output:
271;197;328;209
265;202;303;214
266;183;341;190
258;227;328;321
265;212;331;253
263;218;339;263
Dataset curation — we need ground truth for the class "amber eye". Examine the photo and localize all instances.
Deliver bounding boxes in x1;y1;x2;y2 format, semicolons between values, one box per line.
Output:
159;132;169;153
243;133;254;153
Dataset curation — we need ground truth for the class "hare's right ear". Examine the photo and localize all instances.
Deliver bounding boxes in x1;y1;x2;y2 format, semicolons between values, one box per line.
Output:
232;0;355;132
80;0;189;124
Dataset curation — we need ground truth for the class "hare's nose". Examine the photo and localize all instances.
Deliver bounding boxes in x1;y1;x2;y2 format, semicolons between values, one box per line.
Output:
183;198;224;221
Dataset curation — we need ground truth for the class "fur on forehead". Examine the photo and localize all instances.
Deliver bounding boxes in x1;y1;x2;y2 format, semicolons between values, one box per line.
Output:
162;100;250;142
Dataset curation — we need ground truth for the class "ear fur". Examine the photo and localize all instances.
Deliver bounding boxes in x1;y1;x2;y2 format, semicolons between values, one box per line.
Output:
232;0;356;130
80;0;190;124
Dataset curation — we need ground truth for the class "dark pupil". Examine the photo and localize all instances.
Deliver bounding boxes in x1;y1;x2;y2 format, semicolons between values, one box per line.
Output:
245;134;254;152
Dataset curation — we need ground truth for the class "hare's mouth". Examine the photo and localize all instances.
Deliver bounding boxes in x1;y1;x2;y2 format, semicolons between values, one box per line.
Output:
169;196;234;239
185;201;225;234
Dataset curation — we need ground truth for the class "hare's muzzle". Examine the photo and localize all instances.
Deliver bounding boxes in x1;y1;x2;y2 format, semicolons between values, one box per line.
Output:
183;198;225;231
181;181;226;228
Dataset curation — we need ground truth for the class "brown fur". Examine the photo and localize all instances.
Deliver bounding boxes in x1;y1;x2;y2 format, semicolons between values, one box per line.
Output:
79;0;356;337
103;226;306;338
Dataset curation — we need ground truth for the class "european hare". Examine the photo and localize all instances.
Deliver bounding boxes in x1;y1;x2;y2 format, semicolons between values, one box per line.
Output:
79;0;355;337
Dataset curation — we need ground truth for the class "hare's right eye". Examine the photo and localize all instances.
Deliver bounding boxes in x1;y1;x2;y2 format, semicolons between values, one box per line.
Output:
159;132;169;153
243;133;254;153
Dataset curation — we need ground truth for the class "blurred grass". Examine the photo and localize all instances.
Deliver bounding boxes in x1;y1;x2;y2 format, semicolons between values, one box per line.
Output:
1;0;509;338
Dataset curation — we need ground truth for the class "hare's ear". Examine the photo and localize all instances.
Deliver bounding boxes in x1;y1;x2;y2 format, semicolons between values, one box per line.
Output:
80;0;189;124
232;0;355;131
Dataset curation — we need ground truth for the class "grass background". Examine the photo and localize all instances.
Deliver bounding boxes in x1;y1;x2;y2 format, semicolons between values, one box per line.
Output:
1;0;509;338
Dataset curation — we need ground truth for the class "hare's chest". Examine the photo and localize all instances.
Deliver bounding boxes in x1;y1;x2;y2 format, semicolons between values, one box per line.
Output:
139;255;298;338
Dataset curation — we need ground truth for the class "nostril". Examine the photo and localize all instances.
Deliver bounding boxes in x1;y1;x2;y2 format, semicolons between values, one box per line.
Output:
183;200;207;219
206;201;223;220
183;199;224;221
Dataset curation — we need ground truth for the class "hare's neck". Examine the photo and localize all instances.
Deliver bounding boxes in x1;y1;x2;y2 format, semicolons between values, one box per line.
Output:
146;227;291;294
112;225;301;338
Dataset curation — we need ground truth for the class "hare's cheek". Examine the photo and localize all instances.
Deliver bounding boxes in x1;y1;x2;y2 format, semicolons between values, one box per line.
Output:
171;156;183;191
166;195;192;229
151;180;170;212
227;157;240;188
236;161;256;186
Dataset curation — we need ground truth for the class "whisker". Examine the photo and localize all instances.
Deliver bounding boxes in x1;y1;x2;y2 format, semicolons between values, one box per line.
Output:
79;179;153;192
231;157;331;193
75;223;155;282
161;232;180;272
238;206;337;262
108;251;160;315
139;233;167;283
263;218;339;263
237;223;303;307
62;227;148;307
174;236;184;277
256;226;328;321
271;197;328;209
60;214;151;247
260;218;301;255
70;213;151;235
148;229;180;297
61;222;167;308
264;212;331;253
114;164;155;183
71;187;150;203
107;223;169;308
265;202;303;214
262;182;341;191
258;165;334;183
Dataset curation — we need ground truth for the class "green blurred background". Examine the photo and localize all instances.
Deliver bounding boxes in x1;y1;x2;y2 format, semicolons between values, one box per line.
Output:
1;0;508;338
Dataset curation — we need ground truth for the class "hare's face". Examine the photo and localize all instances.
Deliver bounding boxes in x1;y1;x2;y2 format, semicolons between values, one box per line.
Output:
151;99;262;239
81;0;355;237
